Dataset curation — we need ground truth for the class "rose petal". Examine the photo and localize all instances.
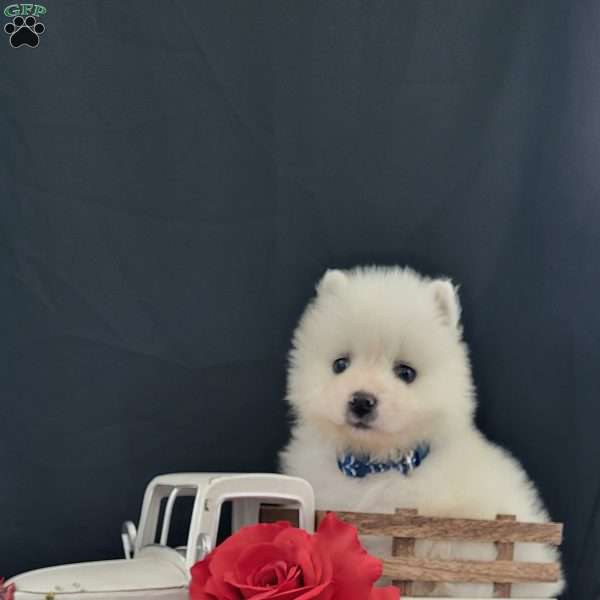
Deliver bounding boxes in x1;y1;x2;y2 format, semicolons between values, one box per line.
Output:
369;586;401;600
241;581;333;600
253;560;290;586
191;558;212;586
190;558;220;600
312;513;383;600
217;522;292;563
225;566;301;599
0;581;16;600
272;527;331;586
203;571;241;600
189;578;218;600
272;526;312;547
314;513;369;556
235;543;294;584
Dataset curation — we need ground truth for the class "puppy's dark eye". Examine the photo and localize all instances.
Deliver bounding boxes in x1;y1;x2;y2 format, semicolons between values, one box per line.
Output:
394;363;417;383
332;356;350;374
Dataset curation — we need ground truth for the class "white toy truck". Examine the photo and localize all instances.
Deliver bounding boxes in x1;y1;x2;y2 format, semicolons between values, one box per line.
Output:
7;473;315;600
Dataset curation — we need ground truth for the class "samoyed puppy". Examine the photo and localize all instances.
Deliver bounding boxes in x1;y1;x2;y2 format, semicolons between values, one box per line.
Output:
280;266;564;598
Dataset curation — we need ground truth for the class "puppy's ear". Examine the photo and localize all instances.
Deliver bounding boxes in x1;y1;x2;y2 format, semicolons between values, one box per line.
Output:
431;279;461;328
317;269;348;295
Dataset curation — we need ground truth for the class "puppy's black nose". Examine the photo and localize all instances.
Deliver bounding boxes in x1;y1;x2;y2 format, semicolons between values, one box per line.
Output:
349;391;378;418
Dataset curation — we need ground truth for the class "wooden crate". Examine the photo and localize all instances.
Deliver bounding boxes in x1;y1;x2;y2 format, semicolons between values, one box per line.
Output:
260;506;563;599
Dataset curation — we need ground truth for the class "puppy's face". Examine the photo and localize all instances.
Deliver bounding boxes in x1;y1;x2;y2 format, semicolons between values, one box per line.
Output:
287;267;475;457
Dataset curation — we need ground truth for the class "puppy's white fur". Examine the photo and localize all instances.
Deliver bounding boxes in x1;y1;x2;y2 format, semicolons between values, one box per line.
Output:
280;266;563;597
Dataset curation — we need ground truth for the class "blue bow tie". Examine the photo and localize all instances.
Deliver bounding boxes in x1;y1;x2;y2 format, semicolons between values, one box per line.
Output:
337;443;430;478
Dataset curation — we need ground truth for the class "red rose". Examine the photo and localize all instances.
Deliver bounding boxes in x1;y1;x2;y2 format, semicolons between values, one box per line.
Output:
0;578;15;600
189;512;399;600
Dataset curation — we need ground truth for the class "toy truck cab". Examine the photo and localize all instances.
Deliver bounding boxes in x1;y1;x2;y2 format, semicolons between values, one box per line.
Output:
8;473;315;600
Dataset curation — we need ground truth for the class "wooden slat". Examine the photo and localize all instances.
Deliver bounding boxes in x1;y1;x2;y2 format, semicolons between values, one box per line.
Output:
494;514;516;598
382;557;560;583
315;510;562;545
392;508;417;595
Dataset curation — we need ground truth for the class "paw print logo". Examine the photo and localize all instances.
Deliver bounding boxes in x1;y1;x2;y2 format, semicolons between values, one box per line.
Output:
4;15;45;48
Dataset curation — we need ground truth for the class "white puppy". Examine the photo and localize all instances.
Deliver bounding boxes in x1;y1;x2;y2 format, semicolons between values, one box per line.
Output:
280;266;563;598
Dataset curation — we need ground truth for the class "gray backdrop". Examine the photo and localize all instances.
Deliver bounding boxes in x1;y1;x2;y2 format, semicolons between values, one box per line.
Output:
2;2;599;597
